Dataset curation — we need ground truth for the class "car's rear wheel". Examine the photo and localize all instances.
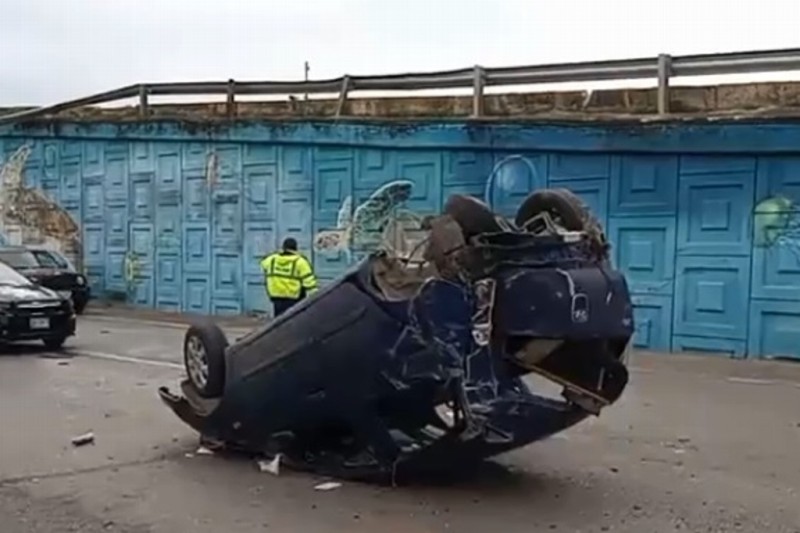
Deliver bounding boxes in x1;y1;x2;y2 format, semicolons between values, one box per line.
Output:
72;298;86;315
43;336;67;351
443;194;502;239
183;321;228;398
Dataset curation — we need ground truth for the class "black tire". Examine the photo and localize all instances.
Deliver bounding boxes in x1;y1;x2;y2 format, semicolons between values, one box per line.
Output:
183;320;228;398
72;298;86;315
514;188;586;230
43;336;67;351
443;194;502;239
515;188;610;261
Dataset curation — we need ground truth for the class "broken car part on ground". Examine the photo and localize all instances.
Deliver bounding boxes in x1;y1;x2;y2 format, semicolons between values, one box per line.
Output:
159;188;635;482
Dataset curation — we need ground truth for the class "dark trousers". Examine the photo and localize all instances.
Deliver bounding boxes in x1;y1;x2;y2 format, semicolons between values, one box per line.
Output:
272;297;301;317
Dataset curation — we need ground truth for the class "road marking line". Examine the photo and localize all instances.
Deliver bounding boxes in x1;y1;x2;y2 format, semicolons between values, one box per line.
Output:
73;349;183;370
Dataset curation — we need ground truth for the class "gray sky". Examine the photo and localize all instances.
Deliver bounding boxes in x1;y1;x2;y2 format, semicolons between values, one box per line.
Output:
1;0;799;106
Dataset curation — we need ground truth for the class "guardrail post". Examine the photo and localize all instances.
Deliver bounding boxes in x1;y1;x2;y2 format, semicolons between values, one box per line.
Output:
335;75;351;118
138;85;149;119
657;54;672;114
472;65;485;117
226;79;237;118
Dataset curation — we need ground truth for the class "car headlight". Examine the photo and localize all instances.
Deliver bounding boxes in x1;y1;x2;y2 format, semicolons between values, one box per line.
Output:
76;275;85;286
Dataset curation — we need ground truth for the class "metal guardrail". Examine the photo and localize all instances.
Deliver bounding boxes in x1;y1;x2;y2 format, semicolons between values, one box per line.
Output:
2;48;800;124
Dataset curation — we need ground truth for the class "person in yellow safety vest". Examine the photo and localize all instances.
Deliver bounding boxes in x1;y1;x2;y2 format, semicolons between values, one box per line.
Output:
260;237;319;317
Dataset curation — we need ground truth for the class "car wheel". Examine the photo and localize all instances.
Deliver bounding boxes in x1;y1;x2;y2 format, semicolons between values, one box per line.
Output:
443;194;502;240
72;298;86;315
183;321;228;398
43;336;67;351
515;188;610;261
514;188;587;231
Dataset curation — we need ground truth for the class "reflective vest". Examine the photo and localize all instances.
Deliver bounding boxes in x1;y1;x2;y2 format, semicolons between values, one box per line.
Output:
260;251;318;300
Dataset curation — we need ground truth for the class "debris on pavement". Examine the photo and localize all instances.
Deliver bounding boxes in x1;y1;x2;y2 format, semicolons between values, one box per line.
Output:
71;432;95;447
257;455;282;476
195;446;214;456
314;481;342;491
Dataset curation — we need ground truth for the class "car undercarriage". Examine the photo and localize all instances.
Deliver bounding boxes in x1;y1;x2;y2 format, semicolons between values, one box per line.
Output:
159;189;634;483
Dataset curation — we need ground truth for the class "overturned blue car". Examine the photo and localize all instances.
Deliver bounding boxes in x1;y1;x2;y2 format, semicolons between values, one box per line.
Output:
159;189;634;482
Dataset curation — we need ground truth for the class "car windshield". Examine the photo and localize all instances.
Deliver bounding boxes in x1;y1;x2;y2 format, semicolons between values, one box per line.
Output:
30;250;66;269
0;260;35;286
0;250;41;270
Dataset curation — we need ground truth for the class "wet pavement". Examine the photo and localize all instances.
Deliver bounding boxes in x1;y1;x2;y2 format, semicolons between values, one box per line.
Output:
0;314;799;532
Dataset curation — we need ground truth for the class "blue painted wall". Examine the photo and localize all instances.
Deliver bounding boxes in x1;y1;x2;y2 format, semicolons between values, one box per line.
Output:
1;120;800;360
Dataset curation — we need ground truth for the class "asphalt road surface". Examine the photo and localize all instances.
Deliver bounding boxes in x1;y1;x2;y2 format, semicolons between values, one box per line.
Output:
0;315;798;532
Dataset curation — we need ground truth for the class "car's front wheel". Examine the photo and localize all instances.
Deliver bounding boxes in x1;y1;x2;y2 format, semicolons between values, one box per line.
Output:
183;321;228;398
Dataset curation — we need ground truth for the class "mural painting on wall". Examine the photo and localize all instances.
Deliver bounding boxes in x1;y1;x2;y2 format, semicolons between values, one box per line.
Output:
314;180;429;262
0;144;82;264
754;195;800;258
312;154;539;263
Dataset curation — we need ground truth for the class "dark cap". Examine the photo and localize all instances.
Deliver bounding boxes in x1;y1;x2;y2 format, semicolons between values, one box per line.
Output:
282;237;298;251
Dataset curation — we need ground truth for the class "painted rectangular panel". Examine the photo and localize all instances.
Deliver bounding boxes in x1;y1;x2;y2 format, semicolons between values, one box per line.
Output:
355;149;396;191
183;175;210;221
608;216;676;295
105;251;126;293
488;153;547;219
105;141;127;159
673;255;750;340
244;279;269;315
677;172;754;256
82;224;105;267
129;223;154;307
82;183;104;222
130;174;155;221
181;143;207;171
129;142;154;173
155;254;181;311
212;191;242;250
278;146;311;192
747;299;800;360
244;164;277;222
42;143;59;183
610;155;678;216
630;294;672;351
277;192;313;254
216;145;242;179
315;158;353;223
548;154;610;181
85;265;105;295
443;150;493;185
155;142;179;157
183;276;210;314
672;335;746;358
61;158;81;202
680;155;756;175
243;223;276;277
82;142;104;177
751;156;800;301
156;204;181;252
396;151;442;215
105;155;128;206
157;153;180;189
243;144;278;165
60;141;81;159
183;223;211;274
212;251;242;310
105;206;128;250
315;146;353;162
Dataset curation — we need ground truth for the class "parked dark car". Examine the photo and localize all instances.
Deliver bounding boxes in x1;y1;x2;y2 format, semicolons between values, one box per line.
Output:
0;246;90;314
0;259;76;350
159;189;634;482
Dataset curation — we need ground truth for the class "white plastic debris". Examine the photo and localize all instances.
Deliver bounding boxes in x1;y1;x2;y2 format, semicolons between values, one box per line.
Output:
257;454;282;476
314;481;342;491
195;446;214;456
71;432;95;447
